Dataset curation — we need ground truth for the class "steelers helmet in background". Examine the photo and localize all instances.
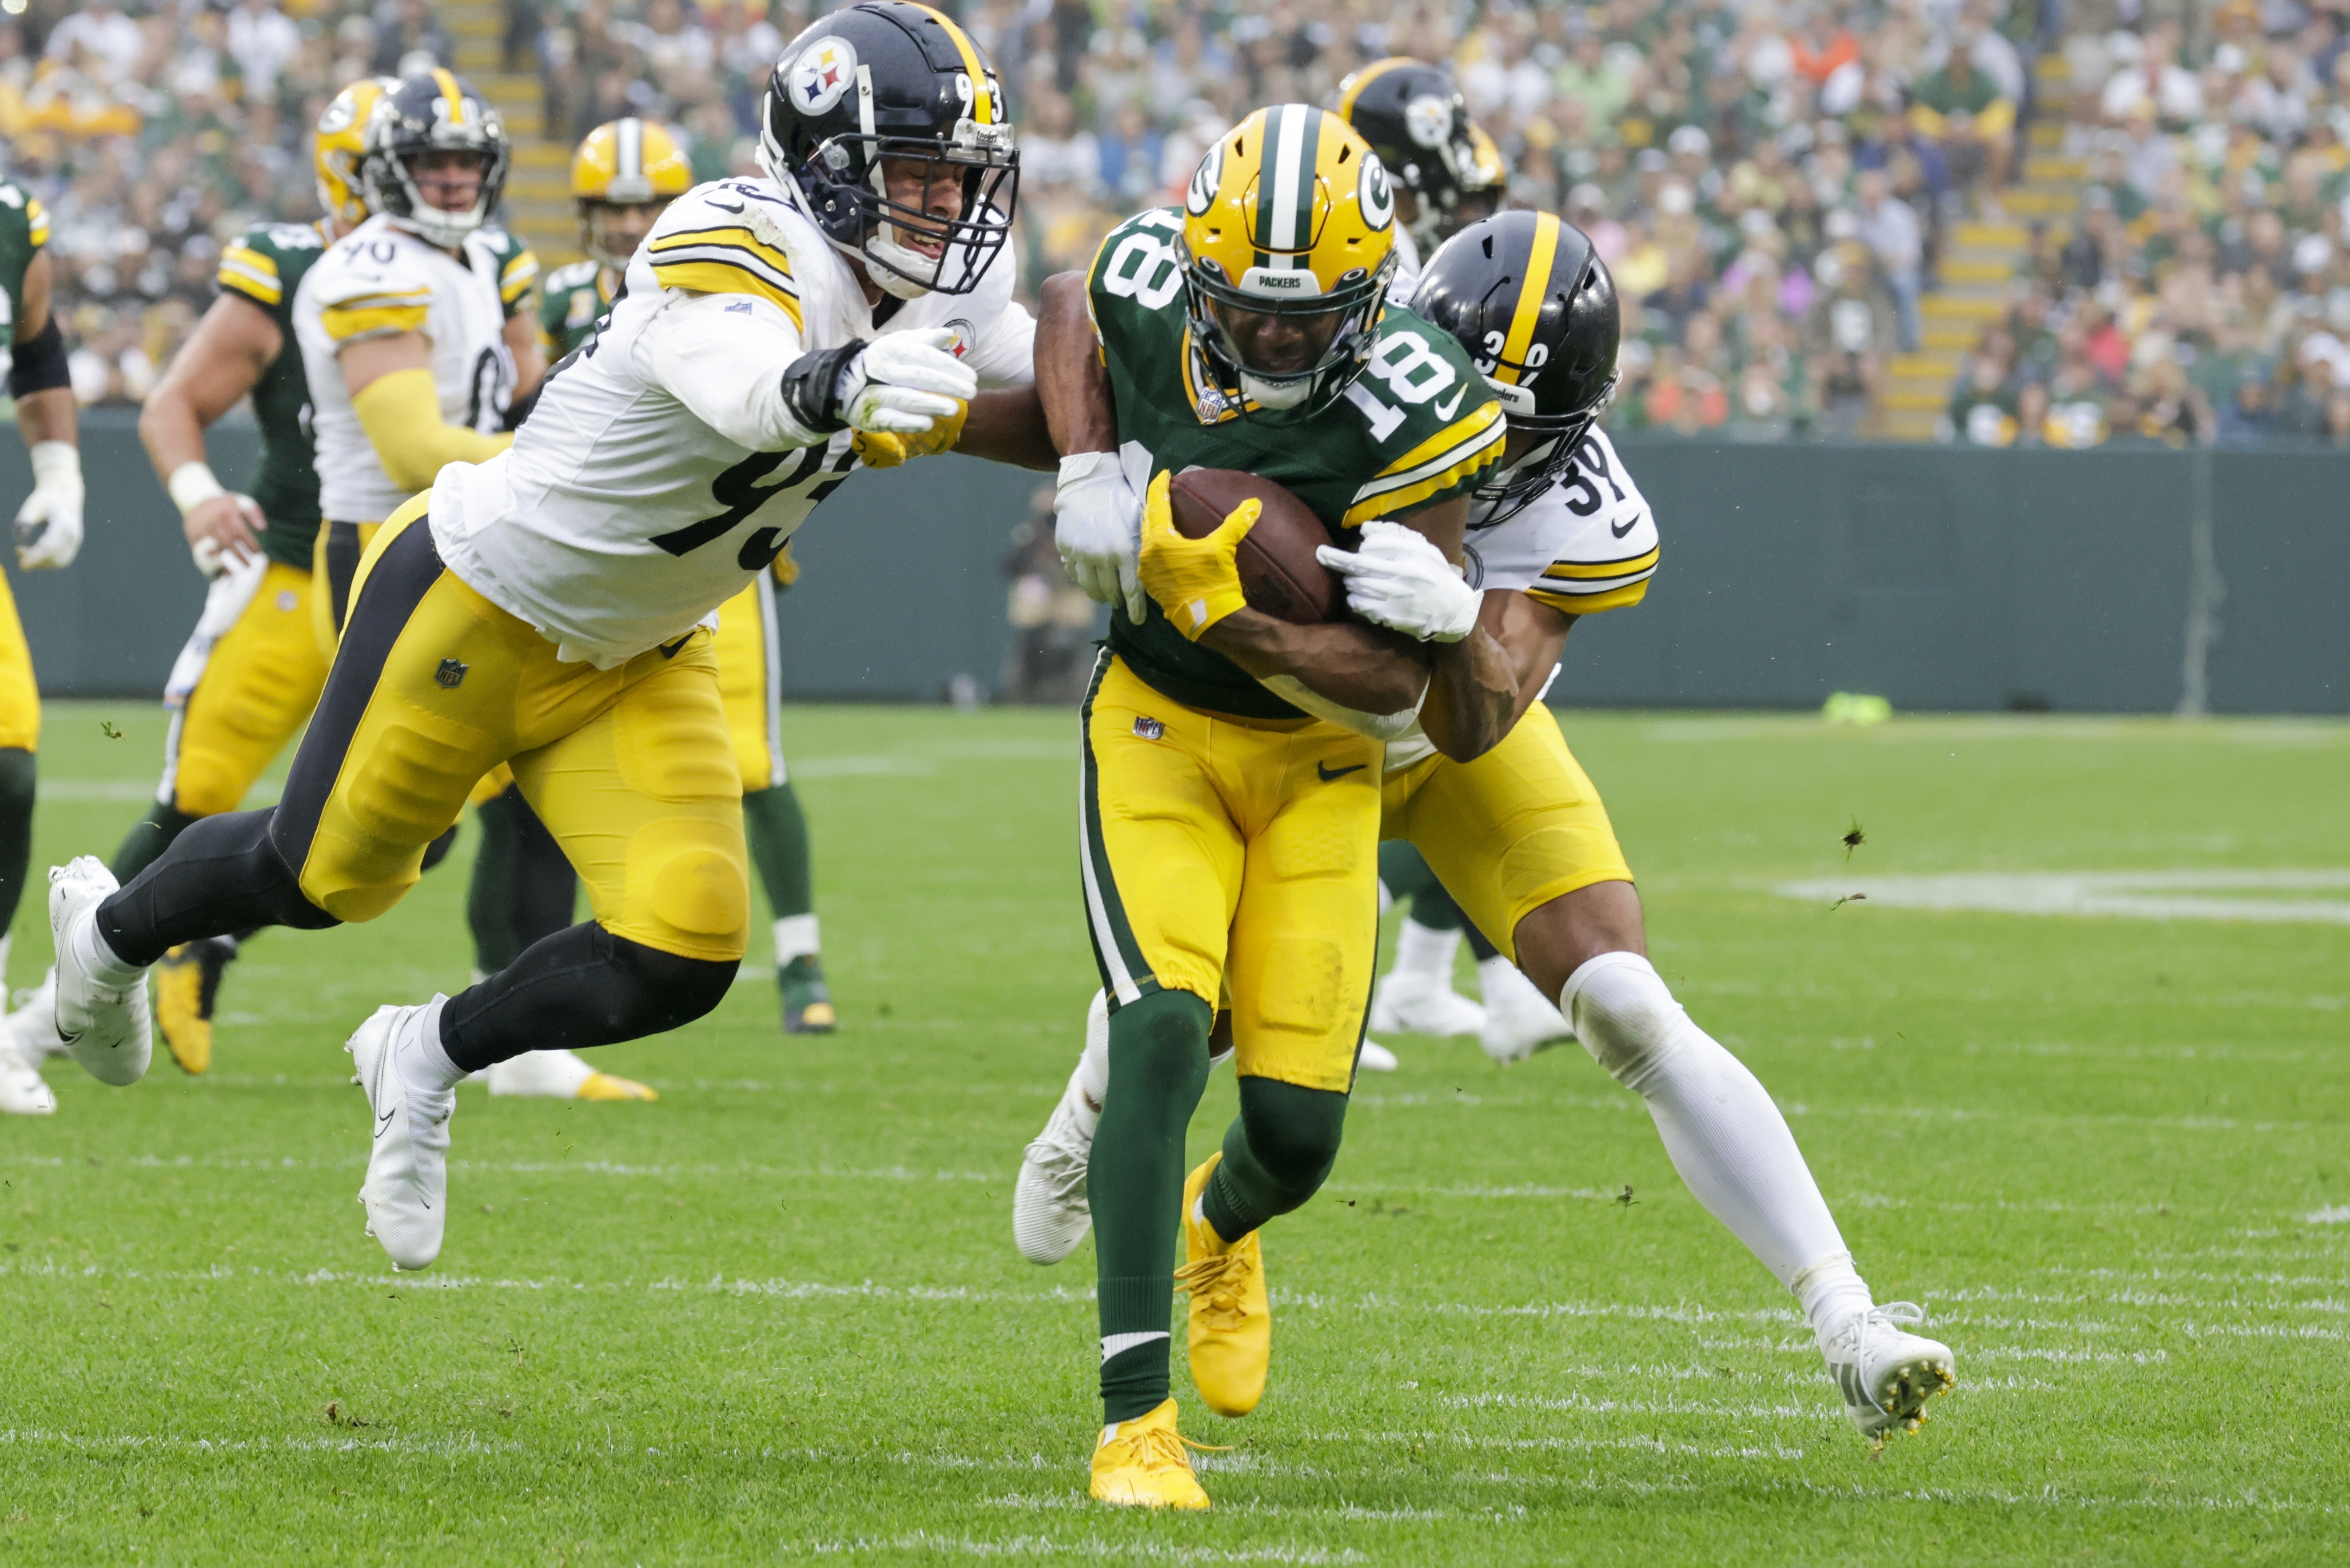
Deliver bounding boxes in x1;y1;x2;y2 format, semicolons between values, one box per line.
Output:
1411;211;1619;524
314;76;395;229
759;0;1018;298
1179;103;1398;416
1332;59;1506;246
573;118;693;269
359;68;511;249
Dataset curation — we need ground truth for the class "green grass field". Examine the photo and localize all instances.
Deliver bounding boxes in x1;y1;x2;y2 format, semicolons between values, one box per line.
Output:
4;700;2346;1565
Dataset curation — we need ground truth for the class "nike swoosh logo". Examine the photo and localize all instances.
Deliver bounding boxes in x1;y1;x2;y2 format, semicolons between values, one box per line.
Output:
658;635;693;659
1317;761;1368;782
1434;384;1466;420
1611;513;1638;538
708;199;745;213
375;1108;395;1136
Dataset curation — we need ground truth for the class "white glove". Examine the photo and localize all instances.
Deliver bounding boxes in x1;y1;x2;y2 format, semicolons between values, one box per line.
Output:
1055;450;1146;625
16;441;84;569
837;327;978;435
1317;520;1481;643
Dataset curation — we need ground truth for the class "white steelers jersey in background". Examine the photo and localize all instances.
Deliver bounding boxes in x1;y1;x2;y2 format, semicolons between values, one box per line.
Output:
1462;425;1657;614
430;176;1036;668
294;212;520;523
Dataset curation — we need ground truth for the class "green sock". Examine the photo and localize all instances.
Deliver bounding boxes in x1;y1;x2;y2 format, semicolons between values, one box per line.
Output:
0;749;31;939
467;792;523;973
1092;988;1213;1424
110;797;199;886
744;780;813;917
1202;1076;1350;1244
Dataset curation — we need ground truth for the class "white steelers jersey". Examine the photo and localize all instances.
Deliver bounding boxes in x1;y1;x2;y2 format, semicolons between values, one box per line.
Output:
429;175;1036;668
1389;226;1423;298
294;214;520;523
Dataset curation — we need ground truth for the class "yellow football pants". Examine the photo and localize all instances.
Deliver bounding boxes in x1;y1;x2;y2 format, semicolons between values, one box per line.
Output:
1381;704;1633;963
0;565;37;752
163;562;329;816
279;496;748;962
1080;654;1382;1093
714;573;787;792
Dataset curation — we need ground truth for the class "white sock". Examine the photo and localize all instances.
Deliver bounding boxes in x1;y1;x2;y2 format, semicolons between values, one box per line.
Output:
398;995;467;1097
1391;918;1461;985
772;913;820;966
1074;991;1110;1121
0;932;13;990
1477;953;1533;1008
1790;1252;1874;1339
1563;952;1851;1289
75;912;147;986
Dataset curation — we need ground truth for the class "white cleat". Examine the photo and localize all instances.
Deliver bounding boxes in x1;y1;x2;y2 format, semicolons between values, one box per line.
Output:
348;1004;454;1271
1357;1038;1398;1072
0;1034;54;1115
4;970;68;1062
1478;957;1575;1063
1369;970;1487;1038
1820;1301;1956;1446
47;858;152;1086
1014;1060;1099;1266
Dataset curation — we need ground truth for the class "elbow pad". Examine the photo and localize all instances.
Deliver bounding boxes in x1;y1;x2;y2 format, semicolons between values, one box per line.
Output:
777;341;864;436
9;318;68;398
351;367;514;493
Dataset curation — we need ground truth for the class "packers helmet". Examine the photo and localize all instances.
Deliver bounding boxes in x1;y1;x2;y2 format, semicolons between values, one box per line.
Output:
314;76;394;230
360;68;511;249
1180;103;1398;416
573;118;693;269
1332;59;1505;246
759;1;1018;299
1412;211;1620;525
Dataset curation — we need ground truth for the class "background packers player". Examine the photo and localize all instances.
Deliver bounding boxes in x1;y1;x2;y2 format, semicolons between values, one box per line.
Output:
1039;105;1520;1509
0;172;83;1116
1025;211;1958;1450
542;116;840;1034
44;0;1036;1272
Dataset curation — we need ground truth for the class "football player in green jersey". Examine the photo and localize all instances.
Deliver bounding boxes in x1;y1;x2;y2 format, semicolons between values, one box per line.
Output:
0;172;84;1115
1039;104;1519;1508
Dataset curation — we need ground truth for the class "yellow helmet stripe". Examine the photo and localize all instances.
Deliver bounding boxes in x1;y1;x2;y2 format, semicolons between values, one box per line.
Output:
905;3;994;125
1334;57;1411;127
433;67;465;127
1494;212;1561;386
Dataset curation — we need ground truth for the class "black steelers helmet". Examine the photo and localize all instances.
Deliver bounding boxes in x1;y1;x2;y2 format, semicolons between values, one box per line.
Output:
359;68;510;250
1331;59;1504;247
759;1;1018;298
1413;211;1620;525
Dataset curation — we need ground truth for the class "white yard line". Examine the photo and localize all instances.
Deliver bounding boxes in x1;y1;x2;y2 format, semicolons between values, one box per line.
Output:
1775;869;2350;924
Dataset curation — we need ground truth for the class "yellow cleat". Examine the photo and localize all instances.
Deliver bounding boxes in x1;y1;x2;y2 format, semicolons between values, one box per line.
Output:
1088;1398;1212;1510
1174;1154;1270;1418
576;1071;658;1102
153;942;224;1075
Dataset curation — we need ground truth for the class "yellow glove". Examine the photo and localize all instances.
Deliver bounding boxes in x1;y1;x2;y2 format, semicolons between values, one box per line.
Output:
770;539;801;590
1137;469;1258;641
850;397;969;468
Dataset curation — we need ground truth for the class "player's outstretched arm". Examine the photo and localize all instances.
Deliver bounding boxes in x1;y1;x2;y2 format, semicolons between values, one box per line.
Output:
11;248;82;570
953;387;1057;470
139;290;279;572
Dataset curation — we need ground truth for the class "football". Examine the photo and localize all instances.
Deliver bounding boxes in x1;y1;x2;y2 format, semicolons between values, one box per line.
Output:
1167;467;1345;624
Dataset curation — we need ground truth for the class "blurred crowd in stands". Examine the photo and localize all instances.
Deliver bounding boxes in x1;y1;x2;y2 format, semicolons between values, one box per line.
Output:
12;0;2350;449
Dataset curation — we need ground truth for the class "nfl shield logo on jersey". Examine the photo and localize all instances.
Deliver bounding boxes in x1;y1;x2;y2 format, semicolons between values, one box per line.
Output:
435;658;469;689
1133;716;1164;741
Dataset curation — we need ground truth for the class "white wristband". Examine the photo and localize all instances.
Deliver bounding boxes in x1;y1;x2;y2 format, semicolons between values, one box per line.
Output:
167;460;227;516
1057;450;1115;485
30;440;80;490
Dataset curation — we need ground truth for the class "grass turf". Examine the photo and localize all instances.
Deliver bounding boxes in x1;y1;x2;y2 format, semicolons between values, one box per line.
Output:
3;700;2346;1565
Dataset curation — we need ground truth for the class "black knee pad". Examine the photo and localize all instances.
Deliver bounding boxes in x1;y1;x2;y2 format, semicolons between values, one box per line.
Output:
608;931;736;1034
438;921;737;1070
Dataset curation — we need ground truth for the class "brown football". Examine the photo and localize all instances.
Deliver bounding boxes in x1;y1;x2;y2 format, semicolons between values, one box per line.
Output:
1167;468;1344;624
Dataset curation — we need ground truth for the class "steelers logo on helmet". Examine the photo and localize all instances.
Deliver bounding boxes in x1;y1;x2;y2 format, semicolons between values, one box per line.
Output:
1185;140;1223;217
792;37;858;116
1178;103;1398;418
1404;93;1453;149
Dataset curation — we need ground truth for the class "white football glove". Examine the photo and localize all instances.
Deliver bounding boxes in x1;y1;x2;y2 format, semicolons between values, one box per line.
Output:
1055;450;1146;624
1317;520;1481;643
15;441;84;570
836;327;978;435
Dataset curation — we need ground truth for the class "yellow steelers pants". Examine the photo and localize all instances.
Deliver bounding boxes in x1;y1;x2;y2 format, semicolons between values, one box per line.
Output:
275;496;748;962
0;564;39;752
714;572;788;792
159;561;328;816
1079;653;1382;1093
1380;704;1633;963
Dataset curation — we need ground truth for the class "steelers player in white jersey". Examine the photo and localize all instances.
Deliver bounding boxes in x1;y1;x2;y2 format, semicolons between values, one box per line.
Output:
1331;57;1561;1058
1021;212;1958;1450
44;1;1042;1274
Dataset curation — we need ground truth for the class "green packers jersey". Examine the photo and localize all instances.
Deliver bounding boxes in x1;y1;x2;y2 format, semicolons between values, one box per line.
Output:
538;259;616;358
0;181;48;356
1088;206;1506;719
479;226;541;321
216;222;332;569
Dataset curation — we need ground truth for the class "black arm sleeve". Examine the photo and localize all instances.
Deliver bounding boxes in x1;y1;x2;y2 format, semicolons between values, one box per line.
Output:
9;317;68;399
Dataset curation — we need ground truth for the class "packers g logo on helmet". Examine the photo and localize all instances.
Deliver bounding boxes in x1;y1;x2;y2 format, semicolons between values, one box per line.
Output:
1179;103;1398;416
315;77;394;230
573;118;693;269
